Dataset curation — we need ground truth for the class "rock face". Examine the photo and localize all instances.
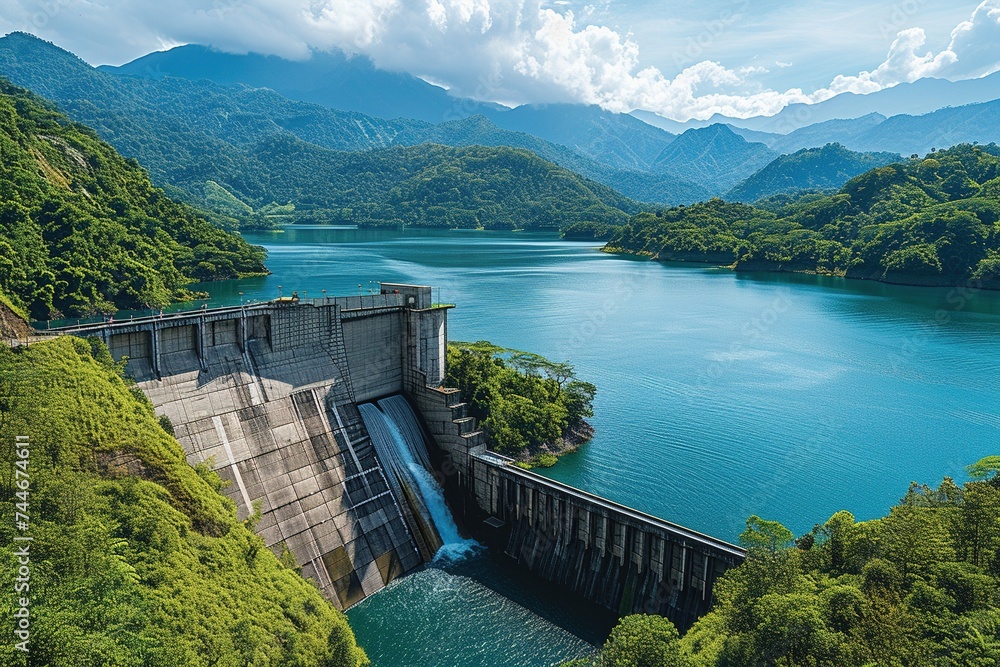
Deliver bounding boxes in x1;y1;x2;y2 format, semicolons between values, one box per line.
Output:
0;299;31;339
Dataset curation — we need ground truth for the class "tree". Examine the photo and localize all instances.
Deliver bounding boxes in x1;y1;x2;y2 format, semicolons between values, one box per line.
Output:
823;510;855;573
953;481;1000;566
739;515;794;555
967;456;1000;482
880;505;954;578
600;615;690;667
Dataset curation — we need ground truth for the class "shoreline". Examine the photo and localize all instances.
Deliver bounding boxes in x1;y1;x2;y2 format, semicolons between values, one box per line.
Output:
514;420;595;469
602;247;1000;292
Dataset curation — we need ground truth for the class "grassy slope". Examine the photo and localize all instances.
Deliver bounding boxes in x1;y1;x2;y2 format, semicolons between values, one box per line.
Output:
0;337;367;667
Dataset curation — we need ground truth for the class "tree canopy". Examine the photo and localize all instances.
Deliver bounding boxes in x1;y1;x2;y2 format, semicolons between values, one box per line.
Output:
570;463;1000;666
445;341;596;465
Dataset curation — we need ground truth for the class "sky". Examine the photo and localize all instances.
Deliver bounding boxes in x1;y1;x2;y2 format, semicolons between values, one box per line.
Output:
1;0;1000;120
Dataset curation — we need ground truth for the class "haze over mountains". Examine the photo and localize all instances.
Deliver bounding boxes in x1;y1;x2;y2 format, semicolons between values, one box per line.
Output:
634;71;1000;134
100;38;1000;169
4;31;1000;225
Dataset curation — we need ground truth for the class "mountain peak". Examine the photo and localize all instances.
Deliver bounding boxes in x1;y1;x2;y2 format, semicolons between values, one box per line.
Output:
651;123;777;193
671;123;754;148
1;31;89;64
104;43;499;123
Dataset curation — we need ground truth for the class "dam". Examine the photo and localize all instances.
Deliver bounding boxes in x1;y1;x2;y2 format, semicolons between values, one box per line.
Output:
52;284;745;626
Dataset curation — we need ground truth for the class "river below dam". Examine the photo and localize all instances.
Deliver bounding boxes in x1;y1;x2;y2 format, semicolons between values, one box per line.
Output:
192;226;1000;666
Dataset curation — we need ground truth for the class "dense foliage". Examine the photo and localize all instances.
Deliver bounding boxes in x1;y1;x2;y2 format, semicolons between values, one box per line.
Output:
246;137;633;229
566;460;1000;666
604;144;1000;288
0;79;266;320
445;341;596;464
0;337;368;666
726;143;901;203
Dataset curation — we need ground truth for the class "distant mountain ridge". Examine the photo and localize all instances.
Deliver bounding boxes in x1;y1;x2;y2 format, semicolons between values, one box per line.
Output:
0;34;644;230
726;143;902;203
103;43;503;123
727;100;1000;157
105;44;680;174
635;71;1000;133
11;32;1000;218
2;33;709;208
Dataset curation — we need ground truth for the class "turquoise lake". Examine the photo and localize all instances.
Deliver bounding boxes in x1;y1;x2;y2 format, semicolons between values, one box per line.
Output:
194;226;1000;666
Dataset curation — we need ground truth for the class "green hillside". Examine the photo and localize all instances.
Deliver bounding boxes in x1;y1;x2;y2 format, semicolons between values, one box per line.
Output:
601;144;1000;289
727;143;902;203
0;337;368;667
0;79;266;320
247;137;634;228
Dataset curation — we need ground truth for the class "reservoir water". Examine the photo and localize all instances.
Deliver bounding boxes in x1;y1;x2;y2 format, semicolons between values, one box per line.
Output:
195;226;1000;666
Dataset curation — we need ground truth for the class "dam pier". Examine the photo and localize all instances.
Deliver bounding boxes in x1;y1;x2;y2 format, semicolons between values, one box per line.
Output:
53;284;745;628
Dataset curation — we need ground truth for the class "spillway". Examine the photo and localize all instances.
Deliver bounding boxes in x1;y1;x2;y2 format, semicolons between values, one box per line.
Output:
360;396;474;561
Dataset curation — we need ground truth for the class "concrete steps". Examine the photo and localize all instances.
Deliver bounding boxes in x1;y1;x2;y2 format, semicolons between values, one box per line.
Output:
453;416;477;435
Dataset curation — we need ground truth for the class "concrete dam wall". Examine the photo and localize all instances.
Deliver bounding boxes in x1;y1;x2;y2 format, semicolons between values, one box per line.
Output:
54;284;745;621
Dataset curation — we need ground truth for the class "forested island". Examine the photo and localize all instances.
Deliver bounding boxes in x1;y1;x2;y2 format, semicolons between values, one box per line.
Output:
445;341;596;467
573;144;1000;290
566;459;1000;666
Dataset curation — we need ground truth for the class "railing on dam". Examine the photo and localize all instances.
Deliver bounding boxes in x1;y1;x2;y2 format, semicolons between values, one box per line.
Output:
47;294;408;335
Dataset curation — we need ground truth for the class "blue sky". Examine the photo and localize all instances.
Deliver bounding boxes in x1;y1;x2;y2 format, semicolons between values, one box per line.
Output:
1;0;999;120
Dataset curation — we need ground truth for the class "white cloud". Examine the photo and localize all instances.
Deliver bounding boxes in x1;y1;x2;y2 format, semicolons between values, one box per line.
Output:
3;0;1000;121
825;1;1000;95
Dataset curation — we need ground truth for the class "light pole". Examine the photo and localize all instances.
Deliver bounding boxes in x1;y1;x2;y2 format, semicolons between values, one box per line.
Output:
239;291;244;307
278;285;283;299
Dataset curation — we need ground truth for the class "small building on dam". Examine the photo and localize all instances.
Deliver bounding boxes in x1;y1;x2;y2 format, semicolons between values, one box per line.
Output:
54;283;745;629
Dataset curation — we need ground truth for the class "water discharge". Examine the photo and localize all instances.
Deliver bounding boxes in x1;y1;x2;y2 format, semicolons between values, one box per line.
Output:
359;397;477;561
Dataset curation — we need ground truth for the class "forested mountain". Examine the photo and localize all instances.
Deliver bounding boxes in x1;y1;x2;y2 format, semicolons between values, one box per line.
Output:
0;79;266;321
598;144;1000;289
107;46;679;173
393;114;711;204
651;125;778;193
0;33;694;218
0;337;369;667
96;36;1000;206
483;103;675;172
727;144;901;203
246;137;636;228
